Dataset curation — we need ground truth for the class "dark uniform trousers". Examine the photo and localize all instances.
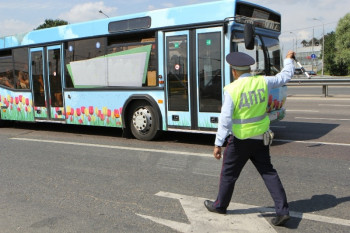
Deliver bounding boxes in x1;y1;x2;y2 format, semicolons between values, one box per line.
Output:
214;136;289;216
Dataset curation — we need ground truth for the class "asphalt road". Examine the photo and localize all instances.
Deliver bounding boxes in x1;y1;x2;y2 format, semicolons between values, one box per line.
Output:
0;94;349;233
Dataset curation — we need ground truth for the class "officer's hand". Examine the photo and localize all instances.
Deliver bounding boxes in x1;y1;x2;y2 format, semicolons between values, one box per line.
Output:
213;146;222;160
286;50;295;59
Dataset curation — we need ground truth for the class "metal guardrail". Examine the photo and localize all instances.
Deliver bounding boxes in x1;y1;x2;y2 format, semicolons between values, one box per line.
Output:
287;76;350;97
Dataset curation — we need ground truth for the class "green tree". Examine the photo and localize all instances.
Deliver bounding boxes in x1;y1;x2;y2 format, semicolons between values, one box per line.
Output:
324;32;348;75
335;12;350;74
35;19;68;30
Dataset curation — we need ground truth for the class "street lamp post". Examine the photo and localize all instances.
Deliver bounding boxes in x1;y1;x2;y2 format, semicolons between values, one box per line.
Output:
289;32;298;55
313;18;325;76
99;10;109;18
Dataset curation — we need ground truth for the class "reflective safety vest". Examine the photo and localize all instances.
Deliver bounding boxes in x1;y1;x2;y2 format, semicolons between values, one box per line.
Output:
224;75;270;139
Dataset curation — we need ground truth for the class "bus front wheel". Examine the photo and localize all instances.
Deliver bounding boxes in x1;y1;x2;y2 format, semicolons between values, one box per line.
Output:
129;103;160;141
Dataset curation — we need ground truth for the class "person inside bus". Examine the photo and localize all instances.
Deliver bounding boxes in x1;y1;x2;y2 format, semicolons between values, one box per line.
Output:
33;74;45;106
0;70;14;88
17;65;30;89
50;70;63;107
204;51;295;227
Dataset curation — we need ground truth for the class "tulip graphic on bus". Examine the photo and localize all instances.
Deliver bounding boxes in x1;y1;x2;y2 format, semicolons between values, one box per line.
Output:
65;105;123;127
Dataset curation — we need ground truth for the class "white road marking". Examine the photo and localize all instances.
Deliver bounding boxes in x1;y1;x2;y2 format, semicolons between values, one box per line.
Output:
274;139;350;147
287;97;350;101
136;192;350;233
287;110;319;112
11;136;350;164
319;104;350;107
295;117;350;121
192;171;218;177
137;192;276;233
10;137;211;157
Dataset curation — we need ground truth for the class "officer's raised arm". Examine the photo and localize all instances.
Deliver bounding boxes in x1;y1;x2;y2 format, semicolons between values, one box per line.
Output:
265;50;295;91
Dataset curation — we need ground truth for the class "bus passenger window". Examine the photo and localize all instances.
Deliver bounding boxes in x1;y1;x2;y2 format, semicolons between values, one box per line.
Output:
31;51;46;107
0;50;15;88
107;33;157;87
13;48;30;89
198;32;222;113
64;38;106;88
48;49;63;107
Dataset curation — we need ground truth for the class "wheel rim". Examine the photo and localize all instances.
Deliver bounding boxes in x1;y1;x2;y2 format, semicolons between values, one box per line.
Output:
132;107;152;134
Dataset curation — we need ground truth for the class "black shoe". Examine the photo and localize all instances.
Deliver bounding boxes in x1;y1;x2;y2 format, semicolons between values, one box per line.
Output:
204;200;226;214
271;215;290;226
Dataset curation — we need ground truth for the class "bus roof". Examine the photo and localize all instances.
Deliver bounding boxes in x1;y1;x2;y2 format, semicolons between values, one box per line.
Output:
0;0;280;49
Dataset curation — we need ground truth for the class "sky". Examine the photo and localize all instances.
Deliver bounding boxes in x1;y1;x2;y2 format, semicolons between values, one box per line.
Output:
0;0;349;52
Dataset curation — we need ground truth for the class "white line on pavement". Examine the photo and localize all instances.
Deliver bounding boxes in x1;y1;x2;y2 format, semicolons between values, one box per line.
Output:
287;110;319;112
319;104;350;107
287;97;350;101
10;137;212;157
295;117;350;121
274;139;350;147
11;137;350;163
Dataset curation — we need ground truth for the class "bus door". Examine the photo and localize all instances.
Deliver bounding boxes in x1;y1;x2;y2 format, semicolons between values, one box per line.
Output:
165;27;223;130
195;27;223;129
165;31;191;128
30;45;64;121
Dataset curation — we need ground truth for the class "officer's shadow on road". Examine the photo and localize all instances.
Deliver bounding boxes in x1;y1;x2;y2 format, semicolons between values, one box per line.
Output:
271;121;339;143
284;194;350;228
231;194;350;229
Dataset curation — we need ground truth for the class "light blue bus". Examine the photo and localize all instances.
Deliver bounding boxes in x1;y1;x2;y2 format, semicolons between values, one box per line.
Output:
0;0;286;140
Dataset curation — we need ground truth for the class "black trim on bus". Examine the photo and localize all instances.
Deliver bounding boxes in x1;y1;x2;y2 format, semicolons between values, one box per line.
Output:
167;126;191;130
197;127;217;132
168;126;217;131
108;16;152;33
160;21;227;34
189;29;198;130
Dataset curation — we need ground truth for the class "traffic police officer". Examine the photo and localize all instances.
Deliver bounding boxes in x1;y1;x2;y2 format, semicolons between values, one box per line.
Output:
204;51;295;227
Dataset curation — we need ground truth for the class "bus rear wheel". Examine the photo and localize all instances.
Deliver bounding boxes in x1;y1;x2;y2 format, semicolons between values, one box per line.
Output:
130;103;160;141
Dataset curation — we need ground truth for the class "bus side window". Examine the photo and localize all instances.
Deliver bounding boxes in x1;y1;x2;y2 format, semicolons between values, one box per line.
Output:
107;32;157;87
13;48;30;89
0;50;15;89
64;38;106;88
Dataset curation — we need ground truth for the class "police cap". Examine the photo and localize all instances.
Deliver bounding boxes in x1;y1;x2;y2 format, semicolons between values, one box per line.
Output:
226;52;255;70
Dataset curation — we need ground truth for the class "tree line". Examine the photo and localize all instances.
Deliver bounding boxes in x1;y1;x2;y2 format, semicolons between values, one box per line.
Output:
326;12;350;76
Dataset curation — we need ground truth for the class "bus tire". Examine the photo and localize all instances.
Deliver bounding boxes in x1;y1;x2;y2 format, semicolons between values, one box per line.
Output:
129;103;160;141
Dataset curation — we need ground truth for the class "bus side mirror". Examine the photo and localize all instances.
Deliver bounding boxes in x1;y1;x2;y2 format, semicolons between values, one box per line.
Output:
244;24;255;50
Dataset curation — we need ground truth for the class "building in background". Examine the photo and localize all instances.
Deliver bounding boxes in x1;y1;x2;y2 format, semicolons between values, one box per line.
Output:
295;44;322;72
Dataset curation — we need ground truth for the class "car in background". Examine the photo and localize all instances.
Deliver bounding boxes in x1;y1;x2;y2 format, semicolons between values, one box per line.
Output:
294;68;302;75
306;71;316;76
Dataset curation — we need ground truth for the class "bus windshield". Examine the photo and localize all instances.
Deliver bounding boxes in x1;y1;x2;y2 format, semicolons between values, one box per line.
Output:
231;32;281;76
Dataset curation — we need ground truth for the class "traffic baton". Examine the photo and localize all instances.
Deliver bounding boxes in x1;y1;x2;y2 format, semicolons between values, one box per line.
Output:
293;55;310;78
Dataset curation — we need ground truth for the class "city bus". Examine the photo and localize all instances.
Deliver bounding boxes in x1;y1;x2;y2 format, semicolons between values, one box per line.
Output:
0;0;287;141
